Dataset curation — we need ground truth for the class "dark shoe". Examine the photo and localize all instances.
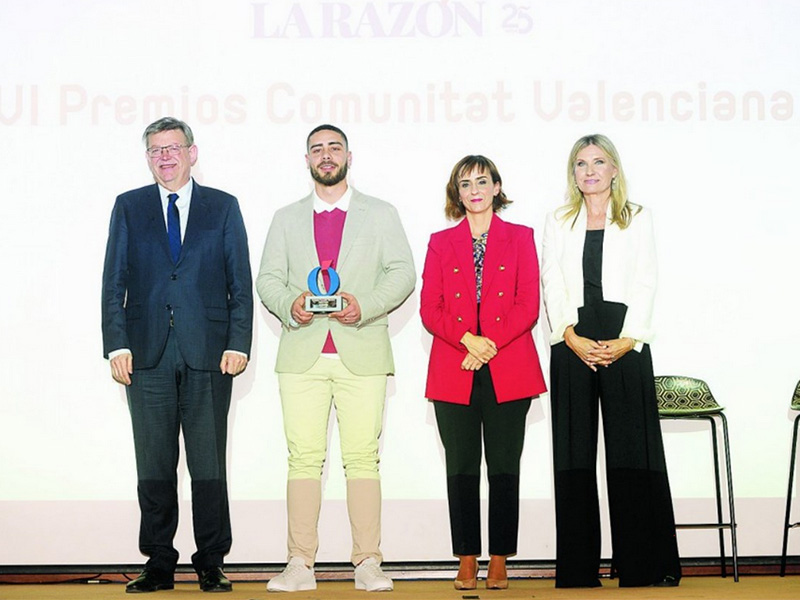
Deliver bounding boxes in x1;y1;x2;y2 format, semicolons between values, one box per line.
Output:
126;569;174;593
652;575;680;587
199;567;232;593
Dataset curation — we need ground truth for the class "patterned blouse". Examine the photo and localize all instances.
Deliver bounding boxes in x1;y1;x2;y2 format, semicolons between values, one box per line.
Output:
472;232;488;302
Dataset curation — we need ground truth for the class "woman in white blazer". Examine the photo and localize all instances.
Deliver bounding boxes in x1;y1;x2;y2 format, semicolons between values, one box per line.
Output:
541;134;681;588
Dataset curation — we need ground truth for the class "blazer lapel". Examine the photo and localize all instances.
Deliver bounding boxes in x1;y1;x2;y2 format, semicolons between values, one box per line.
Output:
297;194;319;271
564;204;588;270
141;184;173;262
180;181;210;266
450;218;478;312
481;214;511;293
337;189;367;270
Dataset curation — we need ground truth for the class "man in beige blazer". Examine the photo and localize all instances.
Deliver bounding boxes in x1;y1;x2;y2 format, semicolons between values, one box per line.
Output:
257;124;415;593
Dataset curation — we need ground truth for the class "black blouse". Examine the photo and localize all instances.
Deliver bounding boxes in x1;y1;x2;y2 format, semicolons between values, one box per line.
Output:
582;229;604;306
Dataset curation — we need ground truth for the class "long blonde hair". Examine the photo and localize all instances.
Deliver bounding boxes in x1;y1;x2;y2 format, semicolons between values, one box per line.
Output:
558;134;640;229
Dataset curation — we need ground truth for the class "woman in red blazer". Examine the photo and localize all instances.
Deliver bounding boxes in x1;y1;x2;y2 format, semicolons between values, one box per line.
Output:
420;155;546;590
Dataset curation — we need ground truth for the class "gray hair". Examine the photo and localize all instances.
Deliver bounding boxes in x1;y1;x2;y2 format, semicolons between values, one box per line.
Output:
142;117;194;147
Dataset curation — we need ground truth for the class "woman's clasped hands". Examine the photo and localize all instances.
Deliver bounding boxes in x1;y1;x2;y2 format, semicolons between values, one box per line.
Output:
460;331;498;370
564;326;634;372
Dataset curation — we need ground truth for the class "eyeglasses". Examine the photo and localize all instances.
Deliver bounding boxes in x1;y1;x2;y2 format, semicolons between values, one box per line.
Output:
146;144;188;157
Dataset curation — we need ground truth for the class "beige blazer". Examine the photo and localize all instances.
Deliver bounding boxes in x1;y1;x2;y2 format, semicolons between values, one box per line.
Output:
256;189;416;376
541;203;658;348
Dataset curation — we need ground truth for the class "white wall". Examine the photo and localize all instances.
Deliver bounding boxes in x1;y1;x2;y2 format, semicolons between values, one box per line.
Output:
1;0;799;565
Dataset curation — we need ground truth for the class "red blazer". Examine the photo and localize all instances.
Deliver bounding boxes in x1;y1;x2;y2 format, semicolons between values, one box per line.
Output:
420;215;547;404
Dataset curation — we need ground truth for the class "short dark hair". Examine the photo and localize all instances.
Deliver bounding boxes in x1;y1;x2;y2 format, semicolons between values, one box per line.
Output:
142;117;194;147
306;124;348;150
445;155;511;220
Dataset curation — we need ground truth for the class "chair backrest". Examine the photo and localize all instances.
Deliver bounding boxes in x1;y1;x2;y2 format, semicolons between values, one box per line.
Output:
791;380;800;411
654;375;723;416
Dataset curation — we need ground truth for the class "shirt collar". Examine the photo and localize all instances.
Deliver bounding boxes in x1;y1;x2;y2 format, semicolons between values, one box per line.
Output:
313;186;352;213
158;179;193;209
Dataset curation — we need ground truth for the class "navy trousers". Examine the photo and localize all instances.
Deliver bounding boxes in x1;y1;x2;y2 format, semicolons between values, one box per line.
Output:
126;329;232;573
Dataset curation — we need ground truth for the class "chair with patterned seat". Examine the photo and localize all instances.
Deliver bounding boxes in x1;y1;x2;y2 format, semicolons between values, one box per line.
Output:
654;375;739;581
780;380;800;577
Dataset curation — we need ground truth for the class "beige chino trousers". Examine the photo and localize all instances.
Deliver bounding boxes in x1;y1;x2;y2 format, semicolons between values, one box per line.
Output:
279;356;386;566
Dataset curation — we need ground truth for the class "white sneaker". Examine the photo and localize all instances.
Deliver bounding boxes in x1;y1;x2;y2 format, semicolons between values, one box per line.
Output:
267;557;316;592
354;557;393;592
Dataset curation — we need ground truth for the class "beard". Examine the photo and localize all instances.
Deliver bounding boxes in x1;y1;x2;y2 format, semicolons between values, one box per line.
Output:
310;161;348;187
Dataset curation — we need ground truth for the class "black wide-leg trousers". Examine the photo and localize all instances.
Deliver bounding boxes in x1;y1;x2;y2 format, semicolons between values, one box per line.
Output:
126;329;233;573
550;304;681;587
434;365;531;556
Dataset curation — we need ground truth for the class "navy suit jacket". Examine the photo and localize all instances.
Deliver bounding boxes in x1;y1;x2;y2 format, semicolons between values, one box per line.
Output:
102;181;253;371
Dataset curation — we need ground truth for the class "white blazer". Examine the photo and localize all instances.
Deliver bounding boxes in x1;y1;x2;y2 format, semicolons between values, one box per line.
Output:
541;203;657;349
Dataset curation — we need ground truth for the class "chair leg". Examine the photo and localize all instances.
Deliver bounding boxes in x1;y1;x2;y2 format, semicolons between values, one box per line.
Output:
662;413;738;581
717;413;738;581
704;416;727;578
781;415;800;577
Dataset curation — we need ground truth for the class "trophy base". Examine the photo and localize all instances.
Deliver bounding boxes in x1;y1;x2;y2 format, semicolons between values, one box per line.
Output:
305;295;344;313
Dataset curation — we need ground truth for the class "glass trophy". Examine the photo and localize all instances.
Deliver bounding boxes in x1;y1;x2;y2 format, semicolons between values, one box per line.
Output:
305;260;344;313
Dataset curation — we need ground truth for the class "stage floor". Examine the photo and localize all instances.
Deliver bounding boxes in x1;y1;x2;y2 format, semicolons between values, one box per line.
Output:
2;576;800;600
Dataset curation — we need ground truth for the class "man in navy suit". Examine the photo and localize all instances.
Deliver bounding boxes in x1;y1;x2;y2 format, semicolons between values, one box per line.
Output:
102;117;253;593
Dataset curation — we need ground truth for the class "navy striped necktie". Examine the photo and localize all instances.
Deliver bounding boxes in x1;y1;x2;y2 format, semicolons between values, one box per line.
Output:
167;193;181;263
